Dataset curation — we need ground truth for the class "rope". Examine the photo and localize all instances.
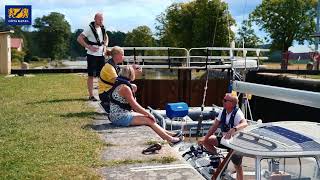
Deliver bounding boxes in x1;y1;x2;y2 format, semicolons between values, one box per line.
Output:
196;0;224;138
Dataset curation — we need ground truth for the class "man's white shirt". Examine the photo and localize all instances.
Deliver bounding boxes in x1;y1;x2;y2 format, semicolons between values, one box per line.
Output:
82;26;104;56
216;108;245;126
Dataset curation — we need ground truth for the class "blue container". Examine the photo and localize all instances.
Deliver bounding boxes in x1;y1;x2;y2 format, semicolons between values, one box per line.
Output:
166;102;189;119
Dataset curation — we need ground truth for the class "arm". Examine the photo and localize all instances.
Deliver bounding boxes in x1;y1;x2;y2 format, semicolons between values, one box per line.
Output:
77;33;98;52
104;33;109;46
118;85;153;118
225;118;248;140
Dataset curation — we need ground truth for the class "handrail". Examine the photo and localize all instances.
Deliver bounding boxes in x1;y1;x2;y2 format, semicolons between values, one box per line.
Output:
189;47;270;69
108;46;270;69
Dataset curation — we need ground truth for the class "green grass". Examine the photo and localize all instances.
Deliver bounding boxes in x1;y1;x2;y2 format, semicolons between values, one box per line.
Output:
102;156;177;167
0;74;103;179
11;60;49;69
306;74;320;79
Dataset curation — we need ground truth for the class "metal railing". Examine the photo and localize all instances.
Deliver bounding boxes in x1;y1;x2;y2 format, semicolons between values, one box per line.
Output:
118;46;270;70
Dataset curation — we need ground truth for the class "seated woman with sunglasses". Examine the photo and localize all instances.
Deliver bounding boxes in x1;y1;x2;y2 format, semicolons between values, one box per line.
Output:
108;66;183;144
198;93;248;180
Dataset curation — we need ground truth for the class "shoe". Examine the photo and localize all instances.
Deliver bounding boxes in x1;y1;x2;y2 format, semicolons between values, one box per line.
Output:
89;96;98;101
171;136;184;145
142;143;162;154
173;130;183;137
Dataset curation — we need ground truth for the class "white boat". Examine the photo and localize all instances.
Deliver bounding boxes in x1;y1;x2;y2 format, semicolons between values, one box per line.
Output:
175;121;320;180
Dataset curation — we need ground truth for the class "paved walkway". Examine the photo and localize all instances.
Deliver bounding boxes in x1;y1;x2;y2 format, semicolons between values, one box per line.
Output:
87;86;204;180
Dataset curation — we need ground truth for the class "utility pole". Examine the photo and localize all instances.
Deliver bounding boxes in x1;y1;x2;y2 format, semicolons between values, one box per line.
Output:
316;0;320;52
316;0;320;70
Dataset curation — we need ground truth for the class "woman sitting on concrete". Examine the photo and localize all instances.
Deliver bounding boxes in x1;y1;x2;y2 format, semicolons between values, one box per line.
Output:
109;66;183;144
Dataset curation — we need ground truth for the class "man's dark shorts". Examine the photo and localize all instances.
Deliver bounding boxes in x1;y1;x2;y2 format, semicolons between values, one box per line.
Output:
87;54;105;77
217;136;243;166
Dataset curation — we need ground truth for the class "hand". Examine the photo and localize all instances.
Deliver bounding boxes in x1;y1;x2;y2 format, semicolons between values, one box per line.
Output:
224;128;236;140
132;64;142;76
87;45;99;52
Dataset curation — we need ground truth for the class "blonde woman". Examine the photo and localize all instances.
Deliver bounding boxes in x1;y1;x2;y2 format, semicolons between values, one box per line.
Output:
109;66;183;144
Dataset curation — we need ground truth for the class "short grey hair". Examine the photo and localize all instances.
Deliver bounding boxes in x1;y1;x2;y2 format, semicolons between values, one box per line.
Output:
118;66;135;81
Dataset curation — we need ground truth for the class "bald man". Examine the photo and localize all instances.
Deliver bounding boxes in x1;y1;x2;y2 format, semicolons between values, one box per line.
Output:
77;13;109;101
198;93;248;180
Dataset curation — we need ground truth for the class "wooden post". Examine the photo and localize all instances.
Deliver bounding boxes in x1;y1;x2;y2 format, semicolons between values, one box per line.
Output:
178;69;191;103
0;31;13;75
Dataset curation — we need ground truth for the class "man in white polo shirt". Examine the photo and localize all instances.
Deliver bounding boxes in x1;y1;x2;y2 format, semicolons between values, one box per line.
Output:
77;13;109;101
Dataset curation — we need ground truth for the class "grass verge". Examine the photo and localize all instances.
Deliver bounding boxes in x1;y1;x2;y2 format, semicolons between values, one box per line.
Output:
0;74;103;179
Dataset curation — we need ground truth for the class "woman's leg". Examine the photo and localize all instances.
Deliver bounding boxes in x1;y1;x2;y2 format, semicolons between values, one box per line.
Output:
130;114;179;142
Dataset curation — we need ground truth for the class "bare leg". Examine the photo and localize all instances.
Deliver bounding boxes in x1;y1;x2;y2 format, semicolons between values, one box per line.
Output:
130;115;179;142
87;76;94;97
234;165;243;180
202;135;219;153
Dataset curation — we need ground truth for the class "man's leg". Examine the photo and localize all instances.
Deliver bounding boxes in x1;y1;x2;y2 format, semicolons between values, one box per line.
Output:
202;135;219;153
231;154;243;180
87;76;94;97
234;164;243;180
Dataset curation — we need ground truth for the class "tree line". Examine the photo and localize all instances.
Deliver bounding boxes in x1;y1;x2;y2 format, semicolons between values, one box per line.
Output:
0;0;317;62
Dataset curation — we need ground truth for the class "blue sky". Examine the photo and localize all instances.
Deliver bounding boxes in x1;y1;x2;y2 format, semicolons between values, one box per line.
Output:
0;0;314;52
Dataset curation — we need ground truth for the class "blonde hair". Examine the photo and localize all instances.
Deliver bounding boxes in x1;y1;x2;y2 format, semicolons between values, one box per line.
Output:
119;66;135;81
111;46;124;57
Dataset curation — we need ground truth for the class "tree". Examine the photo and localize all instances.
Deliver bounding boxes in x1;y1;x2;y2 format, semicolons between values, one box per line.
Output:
250;0;317;52
33;12;71;60
155;0;235;49
236;20;262;48
108;30;126;47
124;26;155;47
70;29;86;58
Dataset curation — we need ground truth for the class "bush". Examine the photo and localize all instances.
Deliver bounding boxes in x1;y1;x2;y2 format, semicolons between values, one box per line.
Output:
11;49;26;62
31;56;40;61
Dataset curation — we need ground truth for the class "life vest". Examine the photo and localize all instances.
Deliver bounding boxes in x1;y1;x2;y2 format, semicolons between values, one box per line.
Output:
109;76;134;111
220;107;239;132
99;58;120;86
87;21;106;46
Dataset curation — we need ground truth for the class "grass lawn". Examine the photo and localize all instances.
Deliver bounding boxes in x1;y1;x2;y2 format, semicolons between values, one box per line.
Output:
0;74;103;179
11;60;49;69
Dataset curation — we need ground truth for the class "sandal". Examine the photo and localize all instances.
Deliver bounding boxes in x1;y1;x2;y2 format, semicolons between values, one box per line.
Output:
171;136;184;145
142;143;162;154
173;130;183;137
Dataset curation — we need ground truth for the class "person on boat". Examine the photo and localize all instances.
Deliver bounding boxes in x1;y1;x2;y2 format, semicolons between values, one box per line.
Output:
108;65;183;144
77;13;108;101
198;93;248;180
98;46;141;113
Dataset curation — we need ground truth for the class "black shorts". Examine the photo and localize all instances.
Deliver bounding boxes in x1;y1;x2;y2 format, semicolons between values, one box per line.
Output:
86;54;105;77
99;91;111;113
217;136;243;166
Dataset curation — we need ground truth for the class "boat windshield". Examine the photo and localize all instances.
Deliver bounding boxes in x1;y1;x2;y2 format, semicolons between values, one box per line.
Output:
260;157;320;180
219;156;320;180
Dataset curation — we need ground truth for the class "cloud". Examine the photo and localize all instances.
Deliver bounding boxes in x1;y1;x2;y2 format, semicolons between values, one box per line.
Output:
1;0;261;34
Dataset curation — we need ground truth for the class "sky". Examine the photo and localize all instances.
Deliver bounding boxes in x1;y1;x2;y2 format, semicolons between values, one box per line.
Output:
0;0;314;52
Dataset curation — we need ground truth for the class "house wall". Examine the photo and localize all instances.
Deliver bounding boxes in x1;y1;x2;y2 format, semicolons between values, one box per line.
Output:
0;33;11;74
